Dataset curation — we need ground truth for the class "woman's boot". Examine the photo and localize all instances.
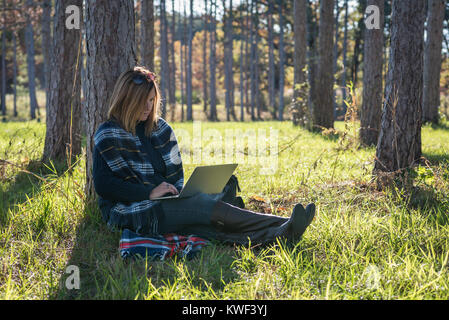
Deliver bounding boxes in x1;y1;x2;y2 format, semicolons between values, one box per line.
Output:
209;200;315;245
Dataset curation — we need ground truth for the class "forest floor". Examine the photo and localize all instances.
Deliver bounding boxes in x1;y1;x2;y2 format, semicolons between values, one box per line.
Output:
1;113;449;299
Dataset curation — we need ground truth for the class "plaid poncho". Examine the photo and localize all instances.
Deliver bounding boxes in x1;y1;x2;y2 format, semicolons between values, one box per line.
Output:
93;117;185;237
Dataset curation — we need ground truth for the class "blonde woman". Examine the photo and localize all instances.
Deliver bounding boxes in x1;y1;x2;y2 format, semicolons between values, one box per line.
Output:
93;66;315;246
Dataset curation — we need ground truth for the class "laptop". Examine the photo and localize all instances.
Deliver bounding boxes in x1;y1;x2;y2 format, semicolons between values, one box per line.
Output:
152;163;238;200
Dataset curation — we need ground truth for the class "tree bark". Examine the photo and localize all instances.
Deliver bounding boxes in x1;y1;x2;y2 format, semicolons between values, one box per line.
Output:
209;0;218;121
186;0;193;121
41;0;51;112
360;0;384;146
12;31;18;118
374;0;426;187
25;0;40;121
1;0;6;120
42;0;82;163
292;0;308;126
160;0;169;119
278;0;286;121
203;0;209;114
312;0;334;130
84;0;137;200
169;0;176;121
307;0;318;126
223;0;235;121
267;1;276;118
422;0;445;124
141;0;154;71
340;0;348;116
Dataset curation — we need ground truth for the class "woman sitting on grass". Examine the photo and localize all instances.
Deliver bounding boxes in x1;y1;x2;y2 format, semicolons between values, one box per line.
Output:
92;66;315;246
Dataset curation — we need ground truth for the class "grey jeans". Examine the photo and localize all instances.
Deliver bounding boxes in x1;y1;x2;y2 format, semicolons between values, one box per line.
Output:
158;192;223;238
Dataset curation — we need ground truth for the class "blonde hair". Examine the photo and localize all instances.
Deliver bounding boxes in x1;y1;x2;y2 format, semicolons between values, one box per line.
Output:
107;66;161;137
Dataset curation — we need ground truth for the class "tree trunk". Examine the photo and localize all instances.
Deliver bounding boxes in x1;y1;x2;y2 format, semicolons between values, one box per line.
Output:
1;0;6;120
307;0;318;126
84;0;136;200
374;0;426;187
312;0;334;130
209;0;218;121
278;0;286;121
244;0;250;116
186;0;193;121
223;0;235;121
181;1;186;121
12;31;18;118
42;0;82;163
267;1;276;119
360;0;384;146
422;0;445;124
254;0;261;119
249;0;256;120
160;0;169;119
169;0;176;122
203;0;209;114
41;0;52;112
239;1;247;121
340;0;348;116
292;0;308;127
141;0;155;70
332;0;340;118
25;0;40;121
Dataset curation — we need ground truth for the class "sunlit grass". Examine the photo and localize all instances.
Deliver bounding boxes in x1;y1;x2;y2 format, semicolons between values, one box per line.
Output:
1;118;449;299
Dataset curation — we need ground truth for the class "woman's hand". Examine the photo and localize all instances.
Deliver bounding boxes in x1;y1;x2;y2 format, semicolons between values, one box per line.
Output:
149;181;179;200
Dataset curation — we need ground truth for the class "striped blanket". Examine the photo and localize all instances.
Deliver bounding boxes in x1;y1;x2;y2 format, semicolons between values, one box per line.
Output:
119;228;209;260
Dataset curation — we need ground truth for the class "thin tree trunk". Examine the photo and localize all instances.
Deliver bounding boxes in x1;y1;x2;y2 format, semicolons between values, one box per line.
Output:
374;0;426;188
160;0;169;118
239;1;246;121
332;0;340;118
180;1;185;121
203;0;209;113
422;0;445;124
267;1;276;119
41;0;51;112
42;0;82;163
84;0;136;200
141;0;155;70
313;0;334;130
1;0;6;120
278;0;285;121
254;0;261;119
223;0;235;121
292;0;308;127
186;0;193;121
360;0;384;146
169;0;176;121
249;0;256;120
340;0;348;116
244;0;250;115
12;31;17;118
25;0;40;121
306;0;318;123
209;0;218;121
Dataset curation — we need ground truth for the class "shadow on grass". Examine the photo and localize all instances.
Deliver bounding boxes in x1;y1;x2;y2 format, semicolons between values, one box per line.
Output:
423;152;449;165
53;199;240;299
0;158;70;226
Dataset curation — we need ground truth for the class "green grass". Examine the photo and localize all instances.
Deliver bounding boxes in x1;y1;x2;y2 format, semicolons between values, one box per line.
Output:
1;117;449;299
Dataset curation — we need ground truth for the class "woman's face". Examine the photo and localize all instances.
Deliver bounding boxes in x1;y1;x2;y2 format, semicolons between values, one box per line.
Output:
139;91;155;121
